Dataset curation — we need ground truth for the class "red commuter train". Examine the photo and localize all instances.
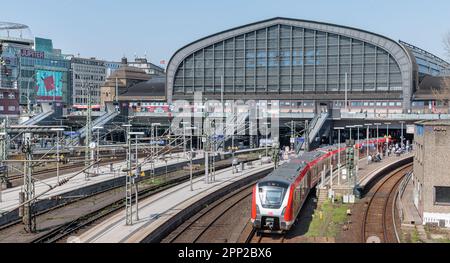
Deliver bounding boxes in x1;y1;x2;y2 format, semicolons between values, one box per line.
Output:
251;138;388;233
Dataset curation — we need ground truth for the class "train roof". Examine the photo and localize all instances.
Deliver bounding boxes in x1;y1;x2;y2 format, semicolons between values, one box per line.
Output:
258;144;344;185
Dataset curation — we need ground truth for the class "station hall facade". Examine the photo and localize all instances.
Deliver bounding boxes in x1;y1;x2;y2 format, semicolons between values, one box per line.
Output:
166;17;450;114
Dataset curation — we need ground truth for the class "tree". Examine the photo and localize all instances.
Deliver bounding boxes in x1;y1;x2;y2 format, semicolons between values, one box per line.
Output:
432;32;450;110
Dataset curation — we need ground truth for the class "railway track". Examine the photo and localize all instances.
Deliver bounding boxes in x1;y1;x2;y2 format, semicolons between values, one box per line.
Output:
245;227;286;243
5;147;182;185
164;184;255;243
361;163;413;243
10;155;259;243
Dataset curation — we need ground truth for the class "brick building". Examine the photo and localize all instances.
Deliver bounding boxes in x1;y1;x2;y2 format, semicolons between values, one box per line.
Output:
413;120;450;227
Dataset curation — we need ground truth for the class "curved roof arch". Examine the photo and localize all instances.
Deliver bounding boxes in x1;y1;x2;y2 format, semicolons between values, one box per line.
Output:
166;17;413;109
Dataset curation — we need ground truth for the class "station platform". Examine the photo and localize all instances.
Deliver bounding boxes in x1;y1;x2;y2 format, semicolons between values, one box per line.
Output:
76;160;275;243
0;152;195;214
320;152;414;195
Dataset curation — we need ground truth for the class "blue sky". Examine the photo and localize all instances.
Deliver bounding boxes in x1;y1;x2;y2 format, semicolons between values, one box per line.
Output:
2;0;450;64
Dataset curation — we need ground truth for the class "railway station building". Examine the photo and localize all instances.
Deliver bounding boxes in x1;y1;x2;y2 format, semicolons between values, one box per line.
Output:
413;120;450;227
166;17;450;114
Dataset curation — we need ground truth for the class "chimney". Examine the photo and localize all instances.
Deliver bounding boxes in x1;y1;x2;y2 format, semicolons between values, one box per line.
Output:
121;57;128;65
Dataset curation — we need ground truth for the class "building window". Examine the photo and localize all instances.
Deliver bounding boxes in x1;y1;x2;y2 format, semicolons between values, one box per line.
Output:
8;106;15;112
435;186;450;205
0;106;4;111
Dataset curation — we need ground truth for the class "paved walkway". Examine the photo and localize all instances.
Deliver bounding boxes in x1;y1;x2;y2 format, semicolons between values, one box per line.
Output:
76;160;275;243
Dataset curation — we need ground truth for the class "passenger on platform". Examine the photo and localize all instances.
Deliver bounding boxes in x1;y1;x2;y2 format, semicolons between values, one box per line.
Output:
368;154;372;163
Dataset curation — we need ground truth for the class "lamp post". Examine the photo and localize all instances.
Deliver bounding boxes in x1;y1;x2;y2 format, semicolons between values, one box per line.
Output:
185;126;197;191
334;127;344;186
263;122;270;157
385;122;391;157
181;121;190;157
50;128;65;184
151;123;161;158
374;123;381;153
26;72;37;115
400;121;405;148
122;123;133;225
354;125;363;177
129;131;144;221
346;125;354;141
364;124;372;164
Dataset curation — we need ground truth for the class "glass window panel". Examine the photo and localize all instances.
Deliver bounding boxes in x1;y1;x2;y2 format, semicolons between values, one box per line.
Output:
225;50;234;59
268;67;278;76
256;67;266;75
280;76;290;85
305;29;315;38
225;67;233;76
256;76;266;85
246;77;255;85
293;27;303;38
268;26;278;38
184;56;194;68
293;76;302;85
257;38;266;48
214;60;223;68
340;36;351;45
235;50;245;58
205;59;214;68
235;68;244;76
185;68;193;77
328;34;338;45
205;68;214;77
256;29;266;39
293;38;303;47
246;39;255;48
280;25;291;38
280;38;291;48
305;37;315;46
352;65;363;74
365;44;376;53
292;66;302;75
268;39;278;48
235;58;244;67
246;32;255;39
268;76;278;85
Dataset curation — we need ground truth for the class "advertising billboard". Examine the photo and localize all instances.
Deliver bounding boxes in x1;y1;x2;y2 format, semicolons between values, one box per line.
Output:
36;70;63;101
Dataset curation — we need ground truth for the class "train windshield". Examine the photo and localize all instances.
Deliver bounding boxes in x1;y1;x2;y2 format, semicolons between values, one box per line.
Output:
258;181;289;209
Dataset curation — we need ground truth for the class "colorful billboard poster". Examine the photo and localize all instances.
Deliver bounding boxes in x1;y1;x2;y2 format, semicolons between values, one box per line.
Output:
36;70;63;101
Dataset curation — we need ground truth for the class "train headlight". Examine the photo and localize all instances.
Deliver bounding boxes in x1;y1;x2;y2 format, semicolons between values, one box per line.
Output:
281;207;286;217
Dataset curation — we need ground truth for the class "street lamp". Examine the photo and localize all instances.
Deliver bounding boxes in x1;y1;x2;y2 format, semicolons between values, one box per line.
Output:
93;126;103;163
385;122;391;157
354;125;363;175
151;123;161;158
346;125;354;141
50;128;65;184
26;72;37;115
185;126;197;191
374;123;381;154
181;121;190;157
334;127;344;186
262;122;270;157
400;121;405;148
364;124;372;164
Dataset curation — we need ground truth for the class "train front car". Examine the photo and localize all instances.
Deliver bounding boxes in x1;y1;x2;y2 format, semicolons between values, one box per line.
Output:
251;177;292;233
251;160;308;233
